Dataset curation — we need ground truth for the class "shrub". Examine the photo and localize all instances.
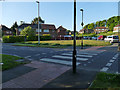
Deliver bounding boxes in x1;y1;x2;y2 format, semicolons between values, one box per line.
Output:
3;36;25;43
27;36;37;41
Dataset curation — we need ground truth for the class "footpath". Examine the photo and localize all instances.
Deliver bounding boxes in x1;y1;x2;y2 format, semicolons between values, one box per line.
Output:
2;46;103;89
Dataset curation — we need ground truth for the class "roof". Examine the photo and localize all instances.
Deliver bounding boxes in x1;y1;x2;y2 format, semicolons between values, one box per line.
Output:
57;26;67;30
18;23;56;30
0;25;11;31
115;24;120;27
95;27;108;29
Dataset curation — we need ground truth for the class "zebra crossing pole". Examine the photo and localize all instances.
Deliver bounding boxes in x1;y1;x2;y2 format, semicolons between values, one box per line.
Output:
73;0;76;73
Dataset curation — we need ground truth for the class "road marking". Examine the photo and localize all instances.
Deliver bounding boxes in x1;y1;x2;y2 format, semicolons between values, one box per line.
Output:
114;54;119;58
109;60;115;63
100;67;109;72
62;53;93;58
28;59;33;61
52;55;88;61
88;62;91;63
42;53;46;54
25;56;31;58
69;52;97;55
112;57;116;59
35;54;40;56
40;58;80;66
106;63;112;67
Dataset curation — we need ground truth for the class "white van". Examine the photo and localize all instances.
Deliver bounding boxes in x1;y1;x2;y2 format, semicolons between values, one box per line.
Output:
104;35;119;43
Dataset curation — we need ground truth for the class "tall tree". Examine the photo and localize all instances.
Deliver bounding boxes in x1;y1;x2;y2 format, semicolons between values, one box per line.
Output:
11;22;18;35
31;16;44;24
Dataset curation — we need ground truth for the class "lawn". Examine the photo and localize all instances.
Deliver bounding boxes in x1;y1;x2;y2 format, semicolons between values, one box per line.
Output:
13;40;111;48
89;72;120;89
1;54;26;71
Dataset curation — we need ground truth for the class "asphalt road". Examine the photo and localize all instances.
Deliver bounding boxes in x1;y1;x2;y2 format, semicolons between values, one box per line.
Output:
2;43;120;74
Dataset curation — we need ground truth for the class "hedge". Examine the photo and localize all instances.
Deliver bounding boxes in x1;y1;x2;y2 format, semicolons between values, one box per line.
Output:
2;35;52;43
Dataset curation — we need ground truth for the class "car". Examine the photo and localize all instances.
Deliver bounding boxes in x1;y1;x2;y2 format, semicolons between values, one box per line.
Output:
97;35;106;40
92;37;97;40
104;35;119;43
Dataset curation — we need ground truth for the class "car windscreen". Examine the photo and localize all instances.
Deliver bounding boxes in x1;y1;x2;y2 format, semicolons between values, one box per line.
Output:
113;36;119;39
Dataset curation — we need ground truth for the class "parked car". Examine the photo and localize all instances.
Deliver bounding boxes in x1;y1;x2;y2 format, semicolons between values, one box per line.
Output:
92;37;97;40
97;35;106;40
104;35;119;43
83;36;91;40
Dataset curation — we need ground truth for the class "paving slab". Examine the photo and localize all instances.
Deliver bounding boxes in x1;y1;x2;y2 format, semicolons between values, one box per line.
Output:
2;61;71;88
42;68;98;89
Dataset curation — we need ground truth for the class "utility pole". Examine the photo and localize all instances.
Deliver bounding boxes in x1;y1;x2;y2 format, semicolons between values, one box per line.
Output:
36;1;40;45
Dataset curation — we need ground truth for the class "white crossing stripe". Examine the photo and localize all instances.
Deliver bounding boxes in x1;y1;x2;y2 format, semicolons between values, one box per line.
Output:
52;55;88;61
112;57;116;59
109;60;115;63
62;53;93;58
35;54;40;56
25;56;31;58
40;58;80;66
106;63;112;67
100;67;109;72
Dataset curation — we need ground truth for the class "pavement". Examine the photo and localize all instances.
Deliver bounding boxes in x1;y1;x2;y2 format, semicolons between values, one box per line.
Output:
1;43;120;89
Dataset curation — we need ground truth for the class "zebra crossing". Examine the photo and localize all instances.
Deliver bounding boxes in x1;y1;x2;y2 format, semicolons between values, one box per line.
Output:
39;51;104;66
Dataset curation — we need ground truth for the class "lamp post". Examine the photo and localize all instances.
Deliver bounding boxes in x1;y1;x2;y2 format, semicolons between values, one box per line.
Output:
80;9;84;49
72;0;76;73
36;1;40;45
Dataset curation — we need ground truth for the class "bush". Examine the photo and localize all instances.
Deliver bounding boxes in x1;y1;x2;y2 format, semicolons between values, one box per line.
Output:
3;36;25;43
27;36;37;41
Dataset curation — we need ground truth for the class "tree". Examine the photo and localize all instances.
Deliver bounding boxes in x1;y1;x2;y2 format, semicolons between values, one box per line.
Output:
11;22;18;35
20;26;36;36
88;23;94;30
31;16;44;24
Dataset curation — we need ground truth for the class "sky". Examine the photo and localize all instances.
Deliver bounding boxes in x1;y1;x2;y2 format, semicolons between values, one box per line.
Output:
1;1;119;31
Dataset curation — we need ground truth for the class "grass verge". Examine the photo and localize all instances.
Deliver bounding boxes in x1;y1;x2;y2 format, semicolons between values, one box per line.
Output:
1;54;26;71
13;40;111;48
89;72;120;89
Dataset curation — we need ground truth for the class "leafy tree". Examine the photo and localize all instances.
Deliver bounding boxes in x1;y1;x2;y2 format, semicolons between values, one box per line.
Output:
20;26;36;36
31;16;44;24
11;22;18;35
88;23;94;30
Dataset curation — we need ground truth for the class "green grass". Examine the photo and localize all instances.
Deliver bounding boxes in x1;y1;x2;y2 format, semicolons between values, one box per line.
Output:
13;40;111;48
89;72;120;89
1;54;26;71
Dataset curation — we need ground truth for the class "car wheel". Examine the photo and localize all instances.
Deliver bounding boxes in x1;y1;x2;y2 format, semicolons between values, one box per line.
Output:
109;40;112;44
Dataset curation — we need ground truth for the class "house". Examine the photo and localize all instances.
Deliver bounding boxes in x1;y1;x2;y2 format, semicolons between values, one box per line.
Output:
56;26;67;39
94;27;108;34
113;24;120;32
79;29;94;34
17;23;57;38
0;25;12;35
79;29;85;34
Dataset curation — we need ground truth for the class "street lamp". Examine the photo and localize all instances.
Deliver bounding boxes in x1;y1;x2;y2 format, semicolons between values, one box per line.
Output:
80;9;84;49
36;1;40;45
72;0;76;73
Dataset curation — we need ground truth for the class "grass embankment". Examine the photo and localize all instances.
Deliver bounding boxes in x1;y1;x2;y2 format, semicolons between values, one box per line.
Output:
1;54;26;71
89;72;120;89
13;40;111;48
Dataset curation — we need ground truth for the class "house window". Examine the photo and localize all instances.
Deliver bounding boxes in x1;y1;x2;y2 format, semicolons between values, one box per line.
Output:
10;31;12;34
52;30;55;32
36;29;41;32
6;31;9;34
44;29;49;32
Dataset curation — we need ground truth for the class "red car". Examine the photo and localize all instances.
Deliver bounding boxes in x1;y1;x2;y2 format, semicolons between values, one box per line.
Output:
97;35;106;40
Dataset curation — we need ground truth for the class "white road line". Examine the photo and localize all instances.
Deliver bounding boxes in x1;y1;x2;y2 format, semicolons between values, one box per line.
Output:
25;56;31;58
28;59;33;61
100;67;109;72
112;57;116;59
52;55;88;61
109;60;115;63
40;58;80;66
35;54;40;56
106;63;112;67
42;53;46;54
69;52;97;55
62;53;93;58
